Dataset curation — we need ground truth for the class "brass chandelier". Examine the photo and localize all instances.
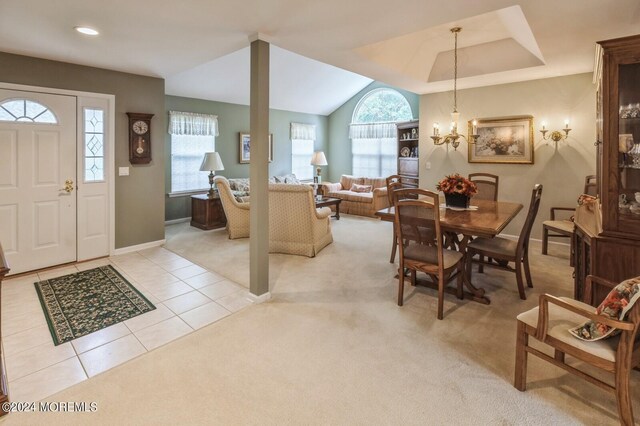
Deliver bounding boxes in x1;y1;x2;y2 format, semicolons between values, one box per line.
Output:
430;27;479;150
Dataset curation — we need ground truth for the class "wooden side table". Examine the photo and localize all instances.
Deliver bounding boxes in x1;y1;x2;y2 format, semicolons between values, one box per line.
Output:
191;194;227;230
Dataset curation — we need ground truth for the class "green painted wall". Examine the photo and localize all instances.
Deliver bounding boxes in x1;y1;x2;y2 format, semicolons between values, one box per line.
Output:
0;51;165;249
165;95;328;221
326;81;420;183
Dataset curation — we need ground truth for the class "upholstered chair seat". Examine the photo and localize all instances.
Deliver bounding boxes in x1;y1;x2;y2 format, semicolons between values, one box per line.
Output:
403;245;463;270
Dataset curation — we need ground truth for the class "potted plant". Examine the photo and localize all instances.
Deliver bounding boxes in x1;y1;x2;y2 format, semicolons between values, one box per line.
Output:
436;174;478;208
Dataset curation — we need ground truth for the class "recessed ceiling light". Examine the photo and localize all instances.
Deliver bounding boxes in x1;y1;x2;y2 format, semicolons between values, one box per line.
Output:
74;26;99;36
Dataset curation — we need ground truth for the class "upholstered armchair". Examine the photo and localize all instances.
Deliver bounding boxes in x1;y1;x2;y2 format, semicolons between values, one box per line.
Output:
268;183;333;257
214;176;250;239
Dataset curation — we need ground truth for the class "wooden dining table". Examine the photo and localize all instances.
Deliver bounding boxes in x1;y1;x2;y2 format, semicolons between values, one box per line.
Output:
376;199;523;304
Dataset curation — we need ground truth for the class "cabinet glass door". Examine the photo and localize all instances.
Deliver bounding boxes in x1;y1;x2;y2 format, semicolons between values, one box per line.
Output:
618;63;640;224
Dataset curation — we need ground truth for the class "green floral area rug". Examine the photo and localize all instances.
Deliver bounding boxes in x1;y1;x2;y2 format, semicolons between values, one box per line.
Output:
34;265;156;345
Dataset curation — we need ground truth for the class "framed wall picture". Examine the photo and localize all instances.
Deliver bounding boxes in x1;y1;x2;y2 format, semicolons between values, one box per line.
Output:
239;132;273;164
467;116;534;164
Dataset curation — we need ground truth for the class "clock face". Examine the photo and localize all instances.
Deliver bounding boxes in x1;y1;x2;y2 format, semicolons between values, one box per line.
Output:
132;120;148;135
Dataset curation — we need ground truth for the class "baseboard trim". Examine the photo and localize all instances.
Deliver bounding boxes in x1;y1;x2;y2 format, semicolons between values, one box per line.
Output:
112;239;166;256
165;217;190;226
247;292;271;304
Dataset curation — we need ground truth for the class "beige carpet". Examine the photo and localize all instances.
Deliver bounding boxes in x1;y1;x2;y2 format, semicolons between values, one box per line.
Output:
4;215;637;425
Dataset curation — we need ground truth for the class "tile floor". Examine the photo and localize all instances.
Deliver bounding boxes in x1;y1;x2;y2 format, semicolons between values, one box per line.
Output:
1;246;251;402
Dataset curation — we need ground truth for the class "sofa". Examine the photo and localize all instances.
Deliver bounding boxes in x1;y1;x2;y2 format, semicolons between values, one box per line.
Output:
321;175;389;217
268;183;333;257
226;174;301;202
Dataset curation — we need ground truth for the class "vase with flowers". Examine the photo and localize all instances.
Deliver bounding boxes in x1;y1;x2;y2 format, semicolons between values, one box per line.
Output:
436;173;478;208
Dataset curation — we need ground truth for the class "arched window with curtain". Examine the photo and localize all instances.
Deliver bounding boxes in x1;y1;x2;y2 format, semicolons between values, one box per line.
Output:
349;88;413;177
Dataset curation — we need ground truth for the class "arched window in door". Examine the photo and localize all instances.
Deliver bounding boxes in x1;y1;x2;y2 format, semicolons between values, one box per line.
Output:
349;88;412;177
0;99;58;123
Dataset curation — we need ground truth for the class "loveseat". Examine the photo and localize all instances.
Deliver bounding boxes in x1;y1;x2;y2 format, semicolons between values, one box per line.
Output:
321;175;389;217
226;174;301;202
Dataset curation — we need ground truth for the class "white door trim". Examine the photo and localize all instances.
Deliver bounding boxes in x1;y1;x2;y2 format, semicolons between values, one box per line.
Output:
0;82;116;257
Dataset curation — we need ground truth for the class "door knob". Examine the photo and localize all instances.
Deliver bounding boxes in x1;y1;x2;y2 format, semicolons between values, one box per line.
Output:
59;179;74;193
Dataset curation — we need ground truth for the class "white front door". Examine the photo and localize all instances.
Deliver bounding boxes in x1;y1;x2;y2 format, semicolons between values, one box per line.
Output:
0;89;77;274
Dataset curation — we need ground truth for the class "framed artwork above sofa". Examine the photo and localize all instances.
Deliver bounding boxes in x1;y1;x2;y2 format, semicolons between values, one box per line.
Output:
239;132;273;164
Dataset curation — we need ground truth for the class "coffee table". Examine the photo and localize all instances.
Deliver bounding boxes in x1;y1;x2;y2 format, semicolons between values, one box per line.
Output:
315;197;341;220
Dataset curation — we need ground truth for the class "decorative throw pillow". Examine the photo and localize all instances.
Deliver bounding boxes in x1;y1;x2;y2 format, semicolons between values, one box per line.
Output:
283;174;300;184
350;183;372;193
569;276;640;341
234;179;250;192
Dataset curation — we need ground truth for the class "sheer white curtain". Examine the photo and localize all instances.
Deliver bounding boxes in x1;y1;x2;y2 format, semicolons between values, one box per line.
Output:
291;122;316;180
352;137;396;177
169;111;218;193
350;122;397;177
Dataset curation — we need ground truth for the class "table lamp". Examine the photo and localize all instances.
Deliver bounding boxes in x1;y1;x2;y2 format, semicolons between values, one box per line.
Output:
310;151;328;184
199;152;224;198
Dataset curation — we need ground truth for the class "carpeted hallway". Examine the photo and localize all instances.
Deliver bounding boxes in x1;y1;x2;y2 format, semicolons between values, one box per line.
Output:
4;215;637;425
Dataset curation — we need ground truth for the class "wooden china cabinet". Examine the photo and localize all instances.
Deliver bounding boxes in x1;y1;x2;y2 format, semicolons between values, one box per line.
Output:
396;120;419;189
573;34;640;304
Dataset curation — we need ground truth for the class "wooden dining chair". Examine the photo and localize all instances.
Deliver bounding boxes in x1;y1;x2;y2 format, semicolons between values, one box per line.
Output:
386;175;403;263
394;188;464;320
466;184;543;300
515;275;640;425
541;175;597;255
468;173;499;201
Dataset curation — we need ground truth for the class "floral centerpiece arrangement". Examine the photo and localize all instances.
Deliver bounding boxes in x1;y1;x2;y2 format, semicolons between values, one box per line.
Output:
436;174;478;208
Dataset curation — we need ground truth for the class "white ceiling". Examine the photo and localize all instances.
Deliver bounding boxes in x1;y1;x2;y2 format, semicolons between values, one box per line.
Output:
1;0;639;115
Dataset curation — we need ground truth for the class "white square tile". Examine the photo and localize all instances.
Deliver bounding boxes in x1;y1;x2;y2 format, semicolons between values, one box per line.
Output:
2;308;48;337
71;323;131;354
3;273;39;291
137;246;168;259
124;304;174;333
164;291;213;315
140;280;194;301
134;316;192;351
78;334;146;377
215;290;253;313
8;357;87;403
183;271;227;289
5;341;76;382
108;252;146;265
3;296;43;320
199;280;244;300
179;302;231;330
2;325;53;357
171;264;208;280
159;258;194;272
134;271;181;287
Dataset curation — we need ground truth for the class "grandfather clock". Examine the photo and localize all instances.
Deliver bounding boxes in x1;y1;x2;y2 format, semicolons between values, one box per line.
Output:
126;112;154;164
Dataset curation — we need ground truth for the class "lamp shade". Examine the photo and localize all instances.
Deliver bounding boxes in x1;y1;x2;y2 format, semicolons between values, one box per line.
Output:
199;152;224;172
310;151;328;166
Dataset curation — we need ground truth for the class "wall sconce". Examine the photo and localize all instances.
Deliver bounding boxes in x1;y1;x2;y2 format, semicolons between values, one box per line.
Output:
540;120;571;143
